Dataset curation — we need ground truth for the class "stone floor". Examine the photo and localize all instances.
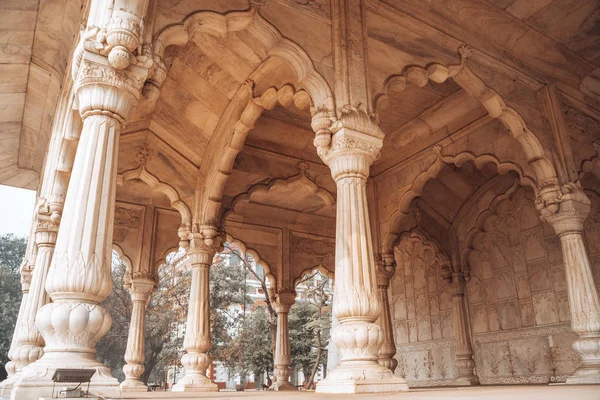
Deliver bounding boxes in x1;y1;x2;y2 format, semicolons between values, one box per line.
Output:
107;385;600;400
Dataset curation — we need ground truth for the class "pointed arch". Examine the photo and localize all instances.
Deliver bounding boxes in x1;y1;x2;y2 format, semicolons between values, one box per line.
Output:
293;264;334;287
117;165;192;227
151;9;335;229
383;151;536;251
374;56;558;189
225;232;276;290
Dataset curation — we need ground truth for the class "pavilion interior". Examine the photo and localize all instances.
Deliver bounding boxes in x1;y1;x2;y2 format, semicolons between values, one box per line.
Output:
3;0;600;396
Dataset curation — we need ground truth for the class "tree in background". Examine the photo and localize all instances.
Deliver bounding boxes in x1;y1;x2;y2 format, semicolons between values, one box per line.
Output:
290;272;332;389
97;251;190;384
98;248;252;385
0;234;27;366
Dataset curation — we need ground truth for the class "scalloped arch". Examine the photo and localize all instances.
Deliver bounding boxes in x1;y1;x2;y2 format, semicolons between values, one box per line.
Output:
374;60;557;188
112;243;134;282
292;264;334;287
153;8;333;109
223;168;335;225
201;82;333;227
225;232;276;290
394;230;451;278
383;151;537;251
117;166;192;227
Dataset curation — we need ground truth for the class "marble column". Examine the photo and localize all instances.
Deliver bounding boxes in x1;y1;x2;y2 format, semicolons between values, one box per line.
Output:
449;272;478;385
272;290;296;391
326;296;342;377
121;278;155;391
538;183;600;384
376;256;397;372
11;55;147;399
0;261;32;392
172;232;219;392
312;105;408;393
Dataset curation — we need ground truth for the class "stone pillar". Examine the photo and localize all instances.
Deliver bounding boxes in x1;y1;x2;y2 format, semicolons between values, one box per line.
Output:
172;232;219;392
449;272;478;385
272;290;296;391
13;219;57;369
0;262;32;390
312;106;408;393
11;55;147;399
376;256;397;372
538;183;600;384
326;295;342;376
121;278;155;391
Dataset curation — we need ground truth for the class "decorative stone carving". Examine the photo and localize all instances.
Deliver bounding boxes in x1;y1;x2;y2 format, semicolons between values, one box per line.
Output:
312;105;407;394
376;254;397;372
173;229;220;392
121;278;155;391
537;182;600;384
272;289;297;391
11;41;149;399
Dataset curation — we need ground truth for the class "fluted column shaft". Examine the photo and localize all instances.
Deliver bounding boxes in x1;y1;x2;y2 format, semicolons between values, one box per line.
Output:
376;259;397;372
121;279;154;391
312;107;408;393
11;58;147;400
15;231;56;368
2;264;32;384
450;273;478;385
272;290;296;391
539;183;600;384
173;234;218;392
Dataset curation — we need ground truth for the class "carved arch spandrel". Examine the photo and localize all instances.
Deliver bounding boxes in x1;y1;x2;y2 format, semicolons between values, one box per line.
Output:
383;151;537;251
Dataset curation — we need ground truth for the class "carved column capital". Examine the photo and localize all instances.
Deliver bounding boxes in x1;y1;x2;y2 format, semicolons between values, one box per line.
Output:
127;278;155;303
375;255;395;289
75;52;149;123
274;289;296;313
20;263;32;293
187;230;222;268
448;272;468;297
312;105;383;180
537;182;590;235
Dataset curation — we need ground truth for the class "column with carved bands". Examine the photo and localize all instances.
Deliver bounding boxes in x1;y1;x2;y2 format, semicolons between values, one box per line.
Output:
11;53;149;400
538;182;600;384
121;278;155;391
448;271;478;385
172;230;219;392
376;254;397;372
272;290;297;391
0;260;32;393
312;105;408;393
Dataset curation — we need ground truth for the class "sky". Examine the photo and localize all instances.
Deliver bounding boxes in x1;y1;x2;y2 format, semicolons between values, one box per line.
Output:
0;185;36;237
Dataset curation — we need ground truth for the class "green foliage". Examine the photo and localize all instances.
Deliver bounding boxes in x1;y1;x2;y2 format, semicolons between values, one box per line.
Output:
0;234;27;365
221;306;273;378
97;248;253;384
289;301;317;374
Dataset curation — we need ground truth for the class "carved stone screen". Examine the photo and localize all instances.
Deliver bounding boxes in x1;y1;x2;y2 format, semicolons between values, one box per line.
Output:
465;186;600;384
391;234;457;386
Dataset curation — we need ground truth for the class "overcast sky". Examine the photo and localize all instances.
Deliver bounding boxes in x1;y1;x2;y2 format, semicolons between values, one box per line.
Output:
0;185;36;237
